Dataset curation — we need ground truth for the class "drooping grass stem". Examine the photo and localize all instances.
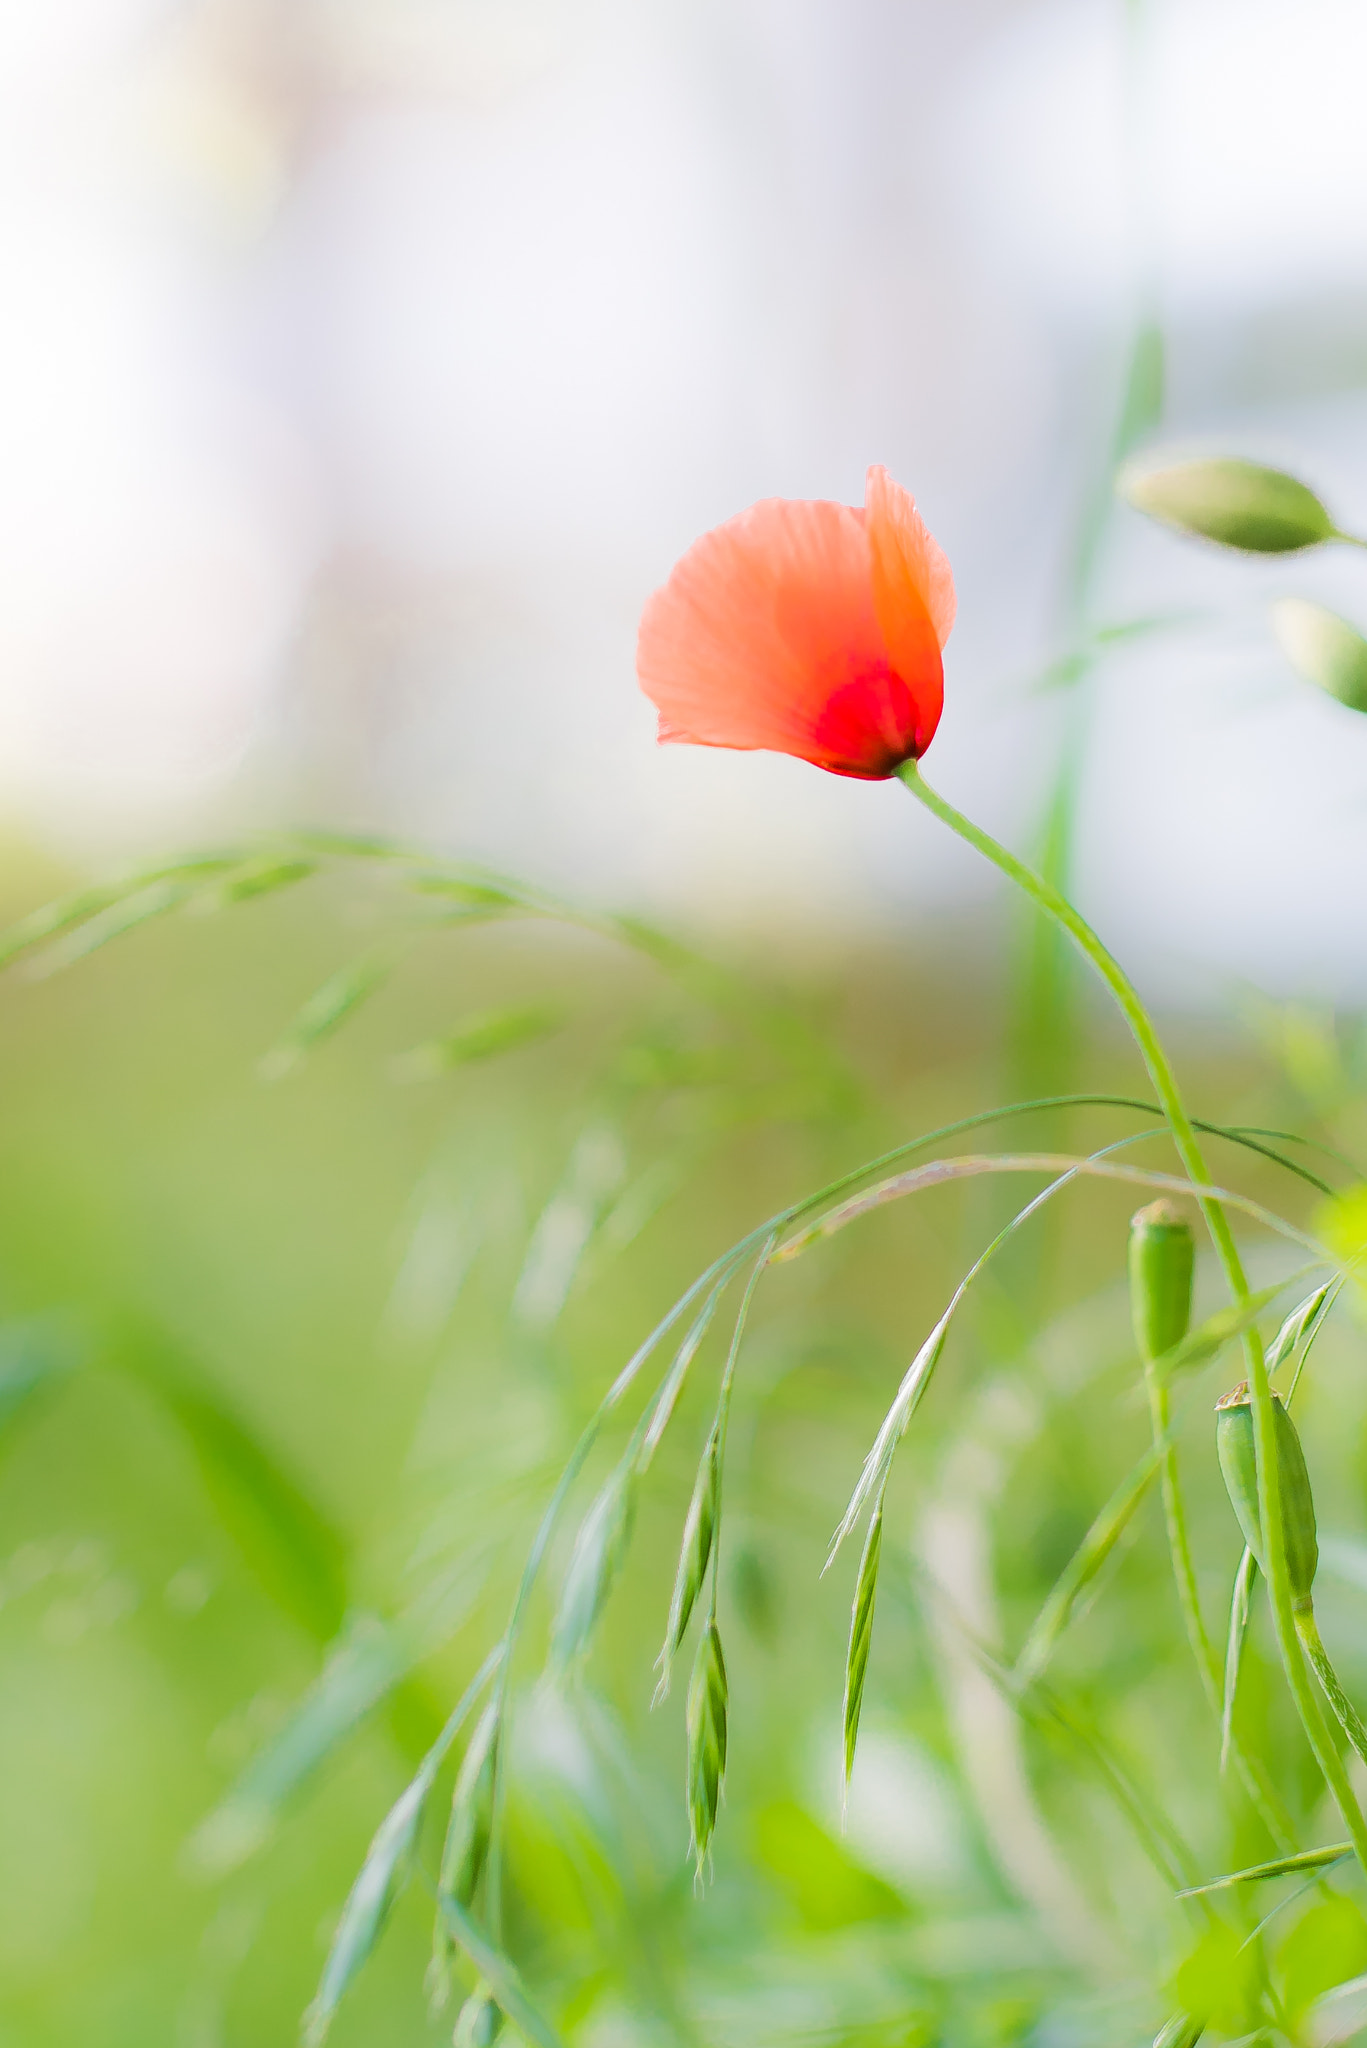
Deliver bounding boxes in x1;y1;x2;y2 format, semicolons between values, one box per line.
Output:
898;761;1367;1873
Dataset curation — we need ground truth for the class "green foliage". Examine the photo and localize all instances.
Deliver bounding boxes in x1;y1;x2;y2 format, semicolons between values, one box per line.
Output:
1171;1920;1262;2034
1278;1894;1367;2022
753;1800;905;1929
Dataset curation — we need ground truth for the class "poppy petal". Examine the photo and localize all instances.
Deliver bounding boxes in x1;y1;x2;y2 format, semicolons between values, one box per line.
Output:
637;495;893;771
863;465;953;758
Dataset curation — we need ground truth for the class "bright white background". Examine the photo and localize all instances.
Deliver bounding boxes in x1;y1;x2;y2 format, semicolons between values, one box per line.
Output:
5;0;1367;1000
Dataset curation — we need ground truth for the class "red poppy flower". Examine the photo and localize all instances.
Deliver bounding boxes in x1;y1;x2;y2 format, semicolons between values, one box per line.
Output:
636;466;955;780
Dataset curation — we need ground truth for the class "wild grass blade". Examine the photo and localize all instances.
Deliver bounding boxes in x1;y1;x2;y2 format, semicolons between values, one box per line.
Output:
192;1614;409;1875
1014;1439;1166;1689
109;1318;349;1641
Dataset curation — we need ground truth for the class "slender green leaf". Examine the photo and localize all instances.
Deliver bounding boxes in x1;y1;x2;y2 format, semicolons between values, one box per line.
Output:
1014;1440;1165;1688
188;1603;472;1875
110;1320;348;1640
304;1651;501;2044
842;1499;883;1788
1176;1844;1354;1897
260;957;390;1079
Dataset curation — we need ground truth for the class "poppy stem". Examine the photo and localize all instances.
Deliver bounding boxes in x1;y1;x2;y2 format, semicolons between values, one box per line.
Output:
896;759;1367;1873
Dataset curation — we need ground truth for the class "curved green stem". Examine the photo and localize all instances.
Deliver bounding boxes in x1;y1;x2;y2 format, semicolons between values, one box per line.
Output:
898;760;1367;1872
1298;1607;1367;1769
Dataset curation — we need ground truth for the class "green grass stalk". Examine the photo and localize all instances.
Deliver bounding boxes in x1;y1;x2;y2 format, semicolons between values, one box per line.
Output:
898;761;1367;1872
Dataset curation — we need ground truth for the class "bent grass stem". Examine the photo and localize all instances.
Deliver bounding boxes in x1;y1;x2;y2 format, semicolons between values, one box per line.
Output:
898;761;1367;1874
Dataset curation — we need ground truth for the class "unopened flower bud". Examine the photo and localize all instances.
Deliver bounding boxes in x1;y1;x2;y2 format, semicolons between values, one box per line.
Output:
1121;457;1335;554
1215;1384;1318;1609
1129;1200;1194;1364
1271;599;1367;714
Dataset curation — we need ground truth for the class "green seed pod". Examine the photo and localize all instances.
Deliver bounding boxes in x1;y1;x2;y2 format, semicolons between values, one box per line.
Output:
1271;599;1367;714
1120;457;1335;553
1215;1384;1318;1609
1129;1200;1195;1364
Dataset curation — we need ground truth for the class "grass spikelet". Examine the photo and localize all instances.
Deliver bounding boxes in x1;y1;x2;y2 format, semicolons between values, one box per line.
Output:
655;1428;719;1701
686;1620;728;1877
1220;1544;1257;1775
391;1004;563;1081
453;1986;503;2048
304;1650;500;2044
1176;1842;1354;1897
551;1463;636;1670
826;1309;952;1571
303;1771;429;2045
439;1700;500;1914
1269;1281;1334;1378
842;1498;883;1793
260;957;390;1079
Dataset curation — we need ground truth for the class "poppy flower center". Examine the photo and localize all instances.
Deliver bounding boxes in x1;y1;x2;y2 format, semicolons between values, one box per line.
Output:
808;656;923;778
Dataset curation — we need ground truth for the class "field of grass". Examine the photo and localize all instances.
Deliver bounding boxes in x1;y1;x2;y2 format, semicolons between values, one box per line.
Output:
0;838;1362;2047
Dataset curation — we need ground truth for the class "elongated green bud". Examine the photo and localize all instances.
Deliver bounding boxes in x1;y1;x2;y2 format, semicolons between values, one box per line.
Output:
1271;599;1367;714
1215;1384;1318;1609
1120;457;1335;553
1129;1201;1194;1364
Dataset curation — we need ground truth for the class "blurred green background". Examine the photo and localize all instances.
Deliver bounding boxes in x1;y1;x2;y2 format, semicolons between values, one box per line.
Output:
2;843;1365;2047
